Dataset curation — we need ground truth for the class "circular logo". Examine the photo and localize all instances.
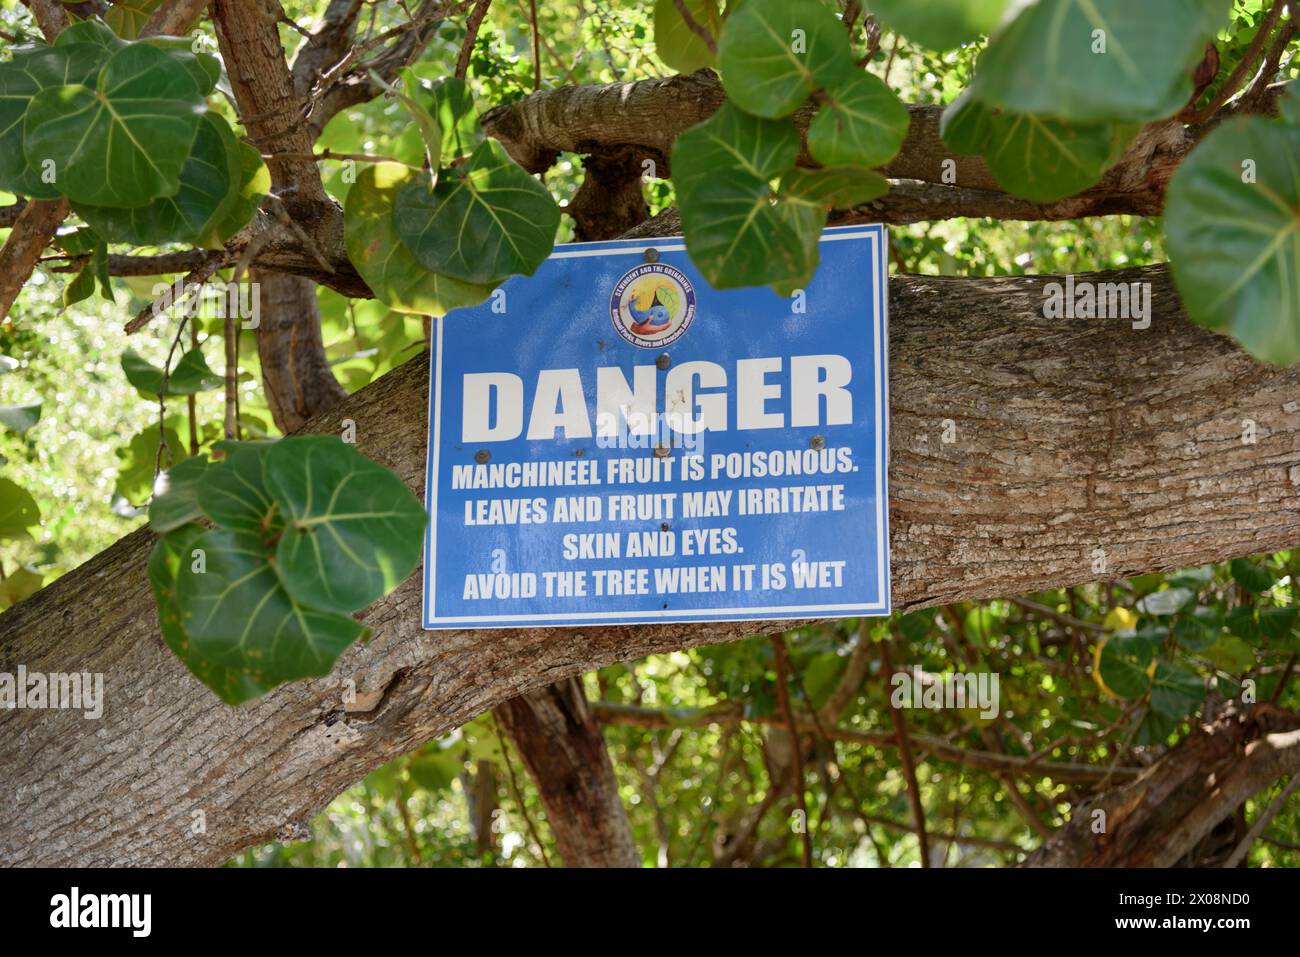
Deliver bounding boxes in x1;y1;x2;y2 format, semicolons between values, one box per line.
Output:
609;262;697;349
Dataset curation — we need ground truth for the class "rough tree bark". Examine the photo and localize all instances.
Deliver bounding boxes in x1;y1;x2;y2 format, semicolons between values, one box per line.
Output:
495;678;640;867
2;261;1298;866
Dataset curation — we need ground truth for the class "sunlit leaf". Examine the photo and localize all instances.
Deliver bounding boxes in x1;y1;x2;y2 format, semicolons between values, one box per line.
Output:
807;70;909;168
717;0;852;118
653;0;722;73
867;0;1007;51
148;455;209;533
392;139;560;285
344;161;495;315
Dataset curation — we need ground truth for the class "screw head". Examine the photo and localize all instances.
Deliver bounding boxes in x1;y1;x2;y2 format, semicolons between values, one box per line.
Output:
653;445;671;458
475;449;490;464
643;247;660;263
810;435;826;450
656;352;671;370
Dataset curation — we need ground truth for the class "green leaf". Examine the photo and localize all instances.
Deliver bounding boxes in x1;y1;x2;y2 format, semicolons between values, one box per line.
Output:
122;346;222;396
867;0;1007;51
409;750;462;793
672;103;820;291
175;527;368;685
678;168;824;292
716;0;852;118
653;0;722;73
148;523;274;705
0;566;44;610
0;477;41;541
1150;660;1205;720
344;161;495;315
807;70;909;168
1097;632;1154;699
62;260;97;307
54;19;127;51
114;426;186;505
212;141;270;241
1259;606;1299;642
1205;634;1255;672
980;111;1118;202
386;67;442;171
105;0;164;39
77;111;241;248
1165;115;1300;365
971;0;1231;122
427;76;479;163
782;165;888;209
266;436;426;614
0;46;106;198
197;440;281;535
392;138;560;285
1229;557;1274;593
1173;606;1221;651
1136;586;1195;616
134;38;221;97
1225;605;1261;644
672;102;800;194
939;89;993;156
0;401;41;433
24;42;206;207
148;455;209;533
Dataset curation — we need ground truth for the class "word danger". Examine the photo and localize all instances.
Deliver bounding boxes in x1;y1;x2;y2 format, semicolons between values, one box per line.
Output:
462;354;853;442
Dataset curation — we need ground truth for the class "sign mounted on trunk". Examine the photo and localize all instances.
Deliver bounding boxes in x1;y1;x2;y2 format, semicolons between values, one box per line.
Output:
423;225;891;629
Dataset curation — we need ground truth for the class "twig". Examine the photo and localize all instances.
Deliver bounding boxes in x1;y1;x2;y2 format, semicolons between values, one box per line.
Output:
528;0;541;90
879;631;931;866
489;713;553;867
456;0;492;80
1182;0;1287;122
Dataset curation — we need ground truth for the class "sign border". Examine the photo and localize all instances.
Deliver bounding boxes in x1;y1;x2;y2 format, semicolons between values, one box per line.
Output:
422;224;891;629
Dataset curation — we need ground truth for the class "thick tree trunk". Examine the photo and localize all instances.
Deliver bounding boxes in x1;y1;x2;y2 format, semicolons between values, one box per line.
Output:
495;678;640;867
251;269;348;433
1;263;1298;866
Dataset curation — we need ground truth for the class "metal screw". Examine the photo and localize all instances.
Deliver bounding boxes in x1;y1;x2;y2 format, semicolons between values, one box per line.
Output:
643;247;660;263
656;352;671;370
475;449;490;464
653;445;671;458
661;522;670;532
810;435;826;450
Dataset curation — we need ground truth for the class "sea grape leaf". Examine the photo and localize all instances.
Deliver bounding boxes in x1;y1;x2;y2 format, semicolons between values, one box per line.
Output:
148;455;209;533
212;141;270;241
1165;115;1300;365
266;436;426;614
197;440;282;535
114;426;186;505
0;46;106;198
122;346;223;396
23;42;206;207
105;0;164;40
807;70;909;168
716;0;852;118
980;111;1118;202
1149;660;1205;720
77;111;241;248
175;527;368;685
391;138;560;285
148;522;274;705
0;477;41;541
344;161;495;315
971;0;1232;122
781;165;888;210
653;0;722;73
867;0;1007;51
672;102;800;195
